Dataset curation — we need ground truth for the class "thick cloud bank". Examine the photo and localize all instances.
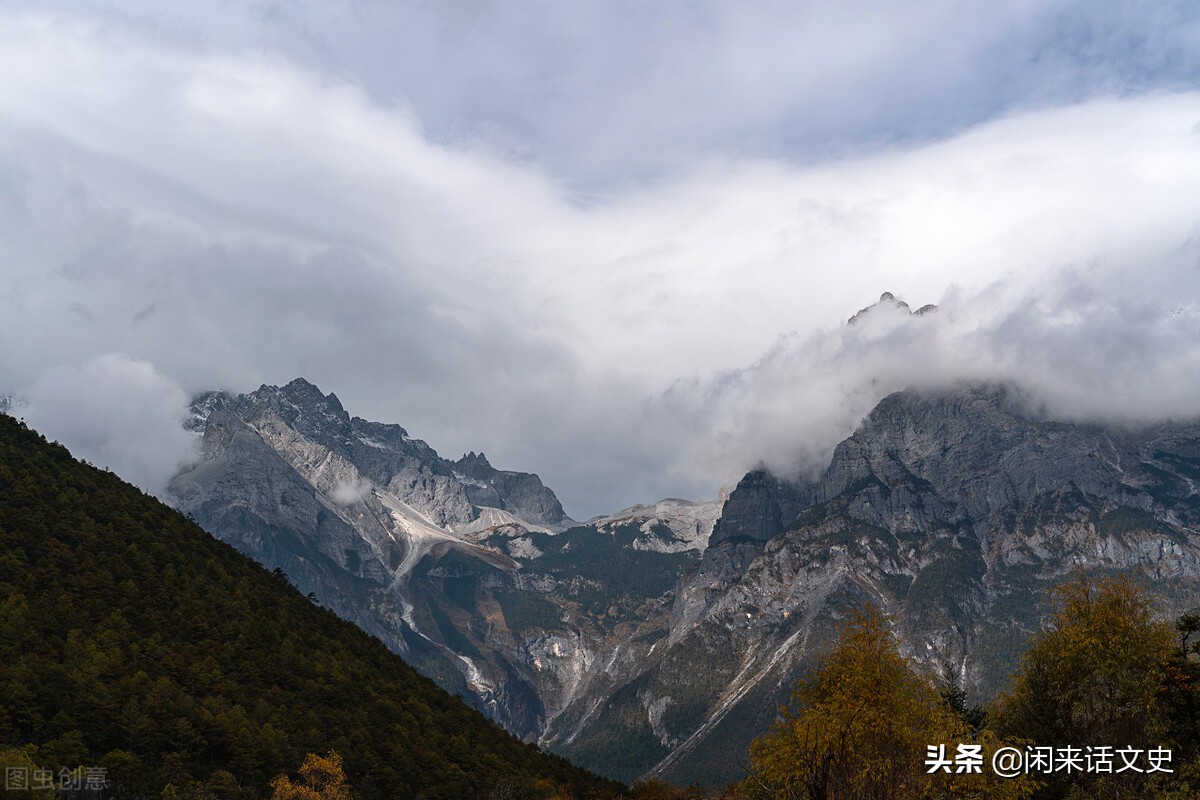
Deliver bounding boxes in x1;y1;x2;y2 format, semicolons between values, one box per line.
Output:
19;1;1200;185
18;355;198;498
1;11;1200;515
661;253;1200;489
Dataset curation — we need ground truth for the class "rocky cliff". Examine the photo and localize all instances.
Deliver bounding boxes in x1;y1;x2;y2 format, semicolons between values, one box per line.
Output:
582;383;1200;785
168;379;710;745
169;378;1200;786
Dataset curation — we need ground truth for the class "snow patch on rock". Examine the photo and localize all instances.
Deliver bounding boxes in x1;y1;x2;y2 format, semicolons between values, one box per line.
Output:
588;497;722;553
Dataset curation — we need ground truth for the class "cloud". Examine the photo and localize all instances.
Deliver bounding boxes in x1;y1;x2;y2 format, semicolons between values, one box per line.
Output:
18;1;1200;185
18;355;199;497
330;478;372;506
1;11;1200;516
656;245;1200;490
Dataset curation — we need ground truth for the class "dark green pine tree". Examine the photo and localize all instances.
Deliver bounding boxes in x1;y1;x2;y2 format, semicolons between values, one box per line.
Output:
0;415;623;800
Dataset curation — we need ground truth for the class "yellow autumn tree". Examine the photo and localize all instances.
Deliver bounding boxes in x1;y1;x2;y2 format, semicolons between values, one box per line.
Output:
994;574;1174;745
744;606;1032;800
991;574;1183;799
269;752;351;800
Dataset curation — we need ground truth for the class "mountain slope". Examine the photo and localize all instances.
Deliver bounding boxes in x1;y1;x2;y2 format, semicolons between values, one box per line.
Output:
169;379;710;750
0;414;622;799
589;383;1200;785
169;376;1200;787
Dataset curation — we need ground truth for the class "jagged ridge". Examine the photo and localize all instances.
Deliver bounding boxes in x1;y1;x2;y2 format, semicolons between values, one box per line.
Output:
0;413;621;799
168;376;1200;786
168;379;709;751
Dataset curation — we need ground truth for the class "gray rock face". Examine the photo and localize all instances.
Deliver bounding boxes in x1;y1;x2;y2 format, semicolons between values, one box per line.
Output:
586;498;722;554
562;383;1200;786
167;378;699;745
172;408;399;626
707;469;816;547
223;379;480;528
167;377;1200;787
820;385;1137;523
180;378;574;532
454;451;567;525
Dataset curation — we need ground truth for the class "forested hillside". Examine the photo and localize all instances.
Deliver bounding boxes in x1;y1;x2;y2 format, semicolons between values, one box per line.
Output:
0;414;623;799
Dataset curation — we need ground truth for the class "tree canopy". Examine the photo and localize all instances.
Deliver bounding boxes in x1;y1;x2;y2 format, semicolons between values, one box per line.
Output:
745;606;1032;800
0;415;621;799
743;575;1200;800
992;574;1200;799
269;752;351;800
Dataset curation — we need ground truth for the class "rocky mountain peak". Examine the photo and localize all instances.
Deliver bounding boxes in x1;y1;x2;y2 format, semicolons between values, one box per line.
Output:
707;468;817;548
184;390;232;434
647;381;1200;784
268;377;348;419
457;450;493;473
584;497;722;553
176;377;571;530
816;382;1158;527
165;374;1200;787
847;291;938;324
217;380;358;451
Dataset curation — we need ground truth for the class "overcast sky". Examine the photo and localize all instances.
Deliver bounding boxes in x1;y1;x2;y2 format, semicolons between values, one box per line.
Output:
3;2;1200;517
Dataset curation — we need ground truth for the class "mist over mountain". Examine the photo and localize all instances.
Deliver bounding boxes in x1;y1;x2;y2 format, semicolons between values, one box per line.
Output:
11;264;1200;522
6;4;1200;797
659;259;1200;492
15;355;198;497
646;383;1200;783
153;369;1200;785
3;6;1200;518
